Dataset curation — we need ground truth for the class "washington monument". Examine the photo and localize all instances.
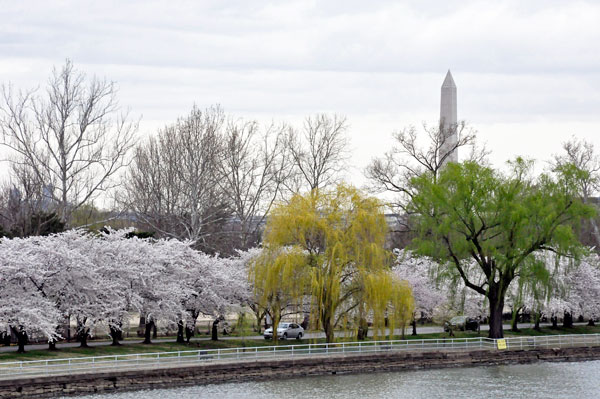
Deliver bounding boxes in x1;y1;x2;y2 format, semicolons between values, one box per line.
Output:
439;70;458;164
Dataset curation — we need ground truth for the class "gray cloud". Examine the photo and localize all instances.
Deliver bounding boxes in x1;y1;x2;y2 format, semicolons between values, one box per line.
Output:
3;0;600;73
1;0;599;179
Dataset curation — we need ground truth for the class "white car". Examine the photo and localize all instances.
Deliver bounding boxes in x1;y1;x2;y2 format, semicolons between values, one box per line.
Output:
264;322;304;340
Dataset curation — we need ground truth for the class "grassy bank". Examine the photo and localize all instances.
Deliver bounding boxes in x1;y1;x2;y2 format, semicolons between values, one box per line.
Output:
2;324;600;363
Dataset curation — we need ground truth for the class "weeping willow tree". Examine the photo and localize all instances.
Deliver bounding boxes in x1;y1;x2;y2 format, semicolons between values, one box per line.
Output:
254;184;413;343
364;271;414;340
249;247;309;344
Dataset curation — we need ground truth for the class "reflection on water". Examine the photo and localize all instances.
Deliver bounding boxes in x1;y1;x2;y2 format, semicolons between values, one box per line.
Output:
69;360;600;399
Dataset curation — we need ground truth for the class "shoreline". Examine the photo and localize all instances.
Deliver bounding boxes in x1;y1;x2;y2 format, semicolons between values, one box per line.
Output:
1;346;600;398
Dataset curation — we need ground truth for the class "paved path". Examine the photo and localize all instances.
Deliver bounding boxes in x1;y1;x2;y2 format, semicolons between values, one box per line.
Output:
0;323;580;353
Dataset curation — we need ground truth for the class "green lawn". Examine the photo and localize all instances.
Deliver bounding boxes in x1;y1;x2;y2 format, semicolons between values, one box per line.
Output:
2;324;599;363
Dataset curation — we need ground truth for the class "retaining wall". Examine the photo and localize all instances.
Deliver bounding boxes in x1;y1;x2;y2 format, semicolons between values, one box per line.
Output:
2;346;600;398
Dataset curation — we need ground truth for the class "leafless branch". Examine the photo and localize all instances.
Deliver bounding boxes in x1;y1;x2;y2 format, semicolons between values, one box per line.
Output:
285;113;350;193
0;60;138;226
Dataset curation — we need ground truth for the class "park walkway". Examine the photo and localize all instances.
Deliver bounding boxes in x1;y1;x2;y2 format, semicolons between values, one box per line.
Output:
1;333;599;381
0;322;564;353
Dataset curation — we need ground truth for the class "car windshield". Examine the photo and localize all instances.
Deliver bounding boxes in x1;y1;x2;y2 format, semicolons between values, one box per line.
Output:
279;323;289;328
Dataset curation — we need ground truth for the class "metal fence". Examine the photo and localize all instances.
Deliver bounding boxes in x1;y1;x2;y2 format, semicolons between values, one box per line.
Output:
501;333;600;350
1;333;599;380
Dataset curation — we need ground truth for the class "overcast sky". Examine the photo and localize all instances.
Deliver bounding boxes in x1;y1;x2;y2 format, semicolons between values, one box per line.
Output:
1;0;600;185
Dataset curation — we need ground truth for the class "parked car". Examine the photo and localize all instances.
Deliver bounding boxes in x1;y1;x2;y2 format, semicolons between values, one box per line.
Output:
264;322;304;340
443;316;479;332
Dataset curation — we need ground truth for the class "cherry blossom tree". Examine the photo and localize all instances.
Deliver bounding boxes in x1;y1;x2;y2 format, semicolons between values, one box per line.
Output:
93;229;147;345
1;230;126;349
393;249;446;335
508;250;600;330
48;230;124;348
0;227;264;351
123;236;193;344
543;252;600;327
0;236;62;352
224;248;267;333
177;249;247;343
569;255;600;324
97;229;251;344
395;249;490;335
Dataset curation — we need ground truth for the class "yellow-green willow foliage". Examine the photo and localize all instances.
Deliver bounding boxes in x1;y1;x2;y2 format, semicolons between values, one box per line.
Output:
364;271;414;340
256;184;410;343
249;247;310;343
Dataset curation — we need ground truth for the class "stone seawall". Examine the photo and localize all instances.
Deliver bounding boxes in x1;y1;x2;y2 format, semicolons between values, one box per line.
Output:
2;346;600;398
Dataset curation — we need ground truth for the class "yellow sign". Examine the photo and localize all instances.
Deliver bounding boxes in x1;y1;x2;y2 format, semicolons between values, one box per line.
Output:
497;339;507;350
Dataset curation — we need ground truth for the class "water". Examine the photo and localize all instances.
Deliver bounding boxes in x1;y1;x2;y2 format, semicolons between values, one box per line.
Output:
70;360;600;399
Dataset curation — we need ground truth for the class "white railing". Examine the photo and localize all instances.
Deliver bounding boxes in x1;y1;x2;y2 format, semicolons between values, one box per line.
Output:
1;334;599;379
501;333;600;350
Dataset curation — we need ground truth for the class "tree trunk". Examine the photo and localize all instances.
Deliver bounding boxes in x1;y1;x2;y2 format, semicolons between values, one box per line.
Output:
254;316;261;333
16;333;27;353
10;326;29;353
270;311;281;344
176;320;185;343
534;312;541;331
185;325;194;343
109;326;122;346
511;307;521;332
588;319;596;326
357;318;368;340
323;315;335;343
79;330;89;348
301;314;310;330
211;319;219;341
563;311;573;328
143;320;154;344
66;315;71;342
76;325;89;348
488;293;505;339
551;315;558;329
411;318;417;336
48;340;57;350
11;327;27;353
251;306;264;334
185;311;199;343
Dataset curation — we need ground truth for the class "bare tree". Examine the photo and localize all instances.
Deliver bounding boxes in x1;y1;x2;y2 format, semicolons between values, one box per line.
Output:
123;106;230;253
218;119;291;250
365;121;486;211
551;136;600;246
365;121;486;245
0;60;138;225
286;114;350;193
552;136;600;201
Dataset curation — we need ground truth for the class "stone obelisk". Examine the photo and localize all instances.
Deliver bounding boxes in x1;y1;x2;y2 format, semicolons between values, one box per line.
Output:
440;70;458;165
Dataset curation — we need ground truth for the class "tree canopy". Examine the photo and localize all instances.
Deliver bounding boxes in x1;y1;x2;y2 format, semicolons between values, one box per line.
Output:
408;159;595;338
251;184;413;342
0;228;251;352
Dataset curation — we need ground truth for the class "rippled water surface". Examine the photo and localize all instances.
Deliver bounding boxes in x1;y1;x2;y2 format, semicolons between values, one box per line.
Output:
70;360;600;399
